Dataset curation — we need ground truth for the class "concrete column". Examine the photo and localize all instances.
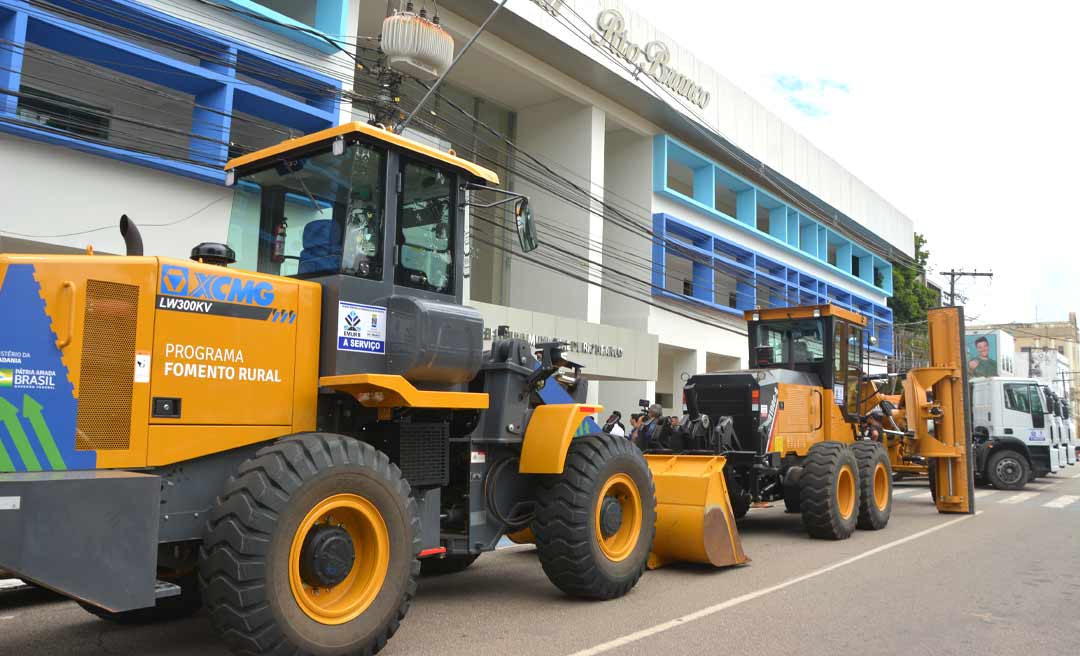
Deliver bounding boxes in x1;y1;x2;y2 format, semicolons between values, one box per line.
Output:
669;348;707;414
511;98;605;321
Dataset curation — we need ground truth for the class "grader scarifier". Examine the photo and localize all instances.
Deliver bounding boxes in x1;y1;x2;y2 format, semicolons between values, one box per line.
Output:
0;123;972;655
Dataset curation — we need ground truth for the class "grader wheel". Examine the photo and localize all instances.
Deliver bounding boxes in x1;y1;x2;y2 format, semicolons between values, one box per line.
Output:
533;434;656;599
852;442;892;530
799;442;860;540
199;433;419;655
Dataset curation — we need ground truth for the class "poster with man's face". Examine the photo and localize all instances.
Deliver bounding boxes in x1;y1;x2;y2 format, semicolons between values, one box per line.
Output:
966;333;998;378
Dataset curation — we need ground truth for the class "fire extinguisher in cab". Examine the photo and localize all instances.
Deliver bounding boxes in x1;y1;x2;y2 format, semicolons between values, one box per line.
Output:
271;219;287;263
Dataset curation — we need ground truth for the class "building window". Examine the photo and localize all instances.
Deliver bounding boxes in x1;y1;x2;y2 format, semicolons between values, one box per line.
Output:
652;212;895;355
215;0;349;53
17;86;109;140
0;1;339;183
654;134;894;295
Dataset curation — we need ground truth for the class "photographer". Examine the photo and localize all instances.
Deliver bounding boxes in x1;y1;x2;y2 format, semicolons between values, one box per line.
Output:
602;410;626;438
632;403;664;451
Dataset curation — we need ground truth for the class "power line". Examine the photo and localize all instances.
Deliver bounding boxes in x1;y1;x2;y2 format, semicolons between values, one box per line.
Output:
940;269;993;306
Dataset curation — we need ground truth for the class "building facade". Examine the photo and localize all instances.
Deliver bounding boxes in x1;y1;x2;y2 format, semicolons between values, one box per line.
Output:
1;0;916;418
973;313;1080;414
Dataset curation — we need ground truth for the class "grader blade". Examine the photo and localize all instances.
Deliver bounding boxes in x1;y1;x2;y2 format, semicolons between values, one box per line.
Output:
645;455;750;569
905;306;976;514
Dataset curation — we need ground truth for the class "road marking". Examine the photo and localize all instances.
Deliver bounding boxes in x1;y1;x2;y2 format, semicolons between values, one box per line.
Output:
974;490;998;499
566;512;981;656
891;488;922;497
1025;483;1050;490
1071;472;1080;479
1042;495;1079;509
999;492;1039;505
0;579;25;590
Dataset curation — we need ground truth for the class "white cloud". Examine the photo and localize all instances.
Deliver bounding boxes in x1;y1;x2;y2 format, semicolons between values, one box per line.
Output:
623;0;1080;324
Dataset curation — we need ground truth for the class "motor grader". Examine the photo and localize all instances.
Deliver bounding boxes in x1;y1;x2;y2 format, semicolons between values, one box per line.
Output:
0;123;748;655
655;304;975;540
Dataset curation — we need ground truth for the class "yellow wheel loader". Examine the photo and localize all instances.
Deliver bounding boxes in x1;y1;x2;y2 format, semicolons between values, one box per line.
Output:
0;123;705;655
649;304;975;543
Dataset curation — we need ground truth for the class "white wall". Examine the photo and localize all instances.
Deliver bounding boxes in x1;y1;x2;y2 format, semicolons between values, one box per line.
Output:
511;97;605;320
503;0;915;257
2;133;232;258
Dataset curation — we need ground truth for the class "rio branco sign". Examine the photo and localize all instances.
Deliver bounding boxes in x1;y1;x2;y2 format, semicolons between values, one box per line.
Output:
590;9;711;110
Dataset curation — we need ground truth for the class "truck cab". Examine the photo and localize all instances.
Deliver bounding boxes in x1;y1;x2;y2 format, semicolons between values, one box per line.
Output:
1065;403;1078;466
1038;386;1065;472
971;377;1054;488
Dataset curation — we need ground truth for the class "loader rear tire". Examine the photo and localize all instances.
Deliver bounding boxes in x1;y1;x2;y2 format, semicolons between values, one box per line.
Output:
852;442;892;530
199;433;420;656
799;442;860;540
533;434;656;600
79;573;201;624
419;554;479;577
782;484;801;514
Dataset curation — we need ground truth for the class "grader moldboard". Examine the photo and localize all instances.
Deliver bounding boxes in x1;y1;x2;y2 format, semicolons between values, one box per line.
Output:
655;304;975;540
0;123;744;655
0;123;971;655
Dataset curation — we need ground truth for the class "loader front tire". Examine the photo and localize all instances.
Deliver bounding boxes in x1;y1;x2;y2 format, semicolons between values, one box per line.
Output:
852;442;892;530
200;433;420;656
799;442;860;540
533;434;656;600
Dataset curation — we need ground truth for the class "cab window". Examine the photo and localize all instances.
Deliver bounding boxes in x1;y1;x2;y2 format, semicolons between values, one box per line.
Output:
752;319;824;366
1004;384;1033;413
226;142;386;279
396;161;454;294
844;325;863;416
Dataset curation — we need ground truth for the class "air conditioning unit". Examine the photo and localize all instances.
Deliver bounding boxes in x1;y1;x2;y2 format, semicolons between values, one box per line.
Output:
382;8;454;81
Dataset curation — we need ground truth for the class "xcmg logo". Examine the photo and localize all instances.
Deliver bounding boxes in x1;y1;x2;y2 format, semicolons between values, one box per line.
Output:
160;265;275;307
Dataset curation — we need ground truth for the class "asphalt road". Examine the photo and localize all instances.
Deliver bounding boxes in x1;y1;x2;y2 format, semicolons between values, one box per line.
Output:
2;472;1079;656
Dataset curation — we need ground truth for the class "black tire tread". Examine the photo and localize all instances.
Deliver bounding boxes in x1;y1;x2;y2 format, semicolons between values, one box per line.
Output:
799;441;859;540
199;433;420;656
851;441;891;530
533;434;656;600
986;449;1030;491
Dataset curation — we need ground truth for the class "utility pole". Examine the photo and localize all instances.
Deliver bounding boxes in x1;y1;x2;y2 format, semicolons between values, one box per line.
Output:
942;269;994;306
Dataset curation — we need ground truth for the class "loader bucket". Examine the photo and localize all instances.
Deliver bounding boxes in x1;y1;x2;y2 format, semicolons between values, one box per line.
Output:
644;454;750;570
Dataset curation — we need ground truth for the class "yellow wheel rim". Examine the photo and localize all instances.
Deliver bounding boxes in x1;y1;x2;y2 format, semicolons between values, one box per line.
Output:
288;493;389;625
594;473;643;562
873;462;890;511
836;465;856;520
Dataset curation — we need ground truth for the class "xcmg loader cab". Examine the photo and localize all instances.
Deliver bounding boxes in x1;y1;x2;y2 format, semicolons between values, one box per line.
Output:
0;123;676;656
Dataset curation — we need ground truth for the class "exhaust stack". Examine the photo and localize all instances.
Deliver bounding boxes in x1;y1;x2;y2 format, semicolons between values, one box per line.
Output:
119;214;143;256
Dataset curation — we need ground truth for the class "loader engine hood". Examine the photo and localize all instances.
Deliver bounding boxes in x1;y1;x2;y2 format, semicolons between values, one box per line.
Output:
684;369;820;454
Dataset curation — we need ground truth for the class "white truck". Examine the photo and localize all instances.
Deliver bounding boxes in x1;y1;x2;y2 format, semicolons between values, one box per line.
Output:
970;377;1057;490
1045;388;1076;466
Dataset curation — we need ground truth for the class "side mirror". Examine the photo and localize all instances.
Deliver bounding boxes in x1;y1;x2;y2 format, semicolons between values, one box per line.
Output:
514;198;538;252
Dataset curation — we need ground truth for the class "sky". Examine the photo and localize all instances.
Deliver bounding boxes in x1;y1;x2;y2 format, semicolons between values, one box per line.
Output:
623;0;1080;325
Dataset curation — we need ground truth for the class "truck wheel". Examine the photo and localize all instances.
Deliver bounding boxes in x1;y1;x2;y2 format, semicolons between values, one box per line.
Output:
799;442;860;540
533;434;656;600
852;442;892;530
79;572;201;624
419;554;479;577
986;450;1029;490
200;434;420;656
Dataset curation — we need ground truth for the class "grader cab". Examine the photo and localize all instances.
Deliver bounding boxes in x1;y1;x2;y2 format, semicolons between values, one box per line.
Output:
661;304;974;541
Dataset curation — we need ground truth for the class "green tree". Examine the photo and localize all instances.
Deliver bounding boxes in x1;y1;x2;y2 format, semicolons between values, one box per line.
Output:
888;233;938;324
